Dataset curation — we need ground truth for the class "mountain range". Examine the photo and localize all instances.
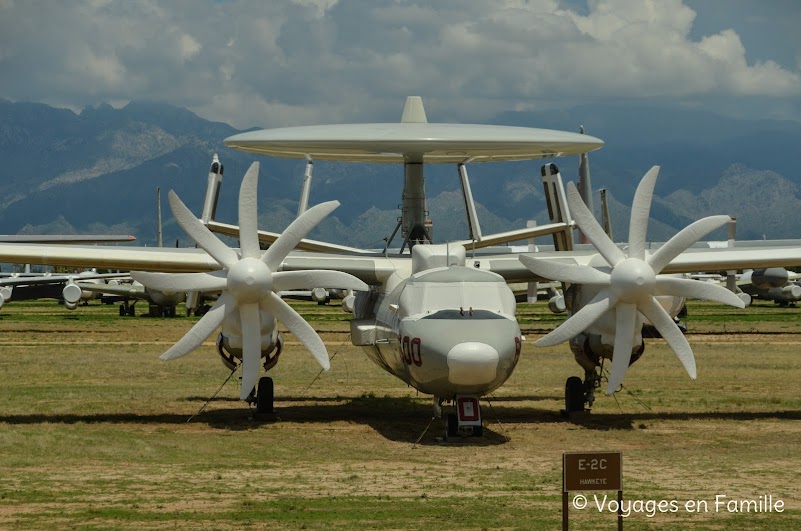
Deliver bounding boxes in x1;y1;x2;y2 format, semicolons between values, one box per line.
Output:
1;98;800;249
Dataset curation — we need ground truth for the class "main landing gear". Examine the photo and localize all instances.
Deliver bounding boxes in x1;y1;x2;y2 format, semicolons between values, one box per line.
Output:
564;368;601;414
119;300;136;317
437;395;483;440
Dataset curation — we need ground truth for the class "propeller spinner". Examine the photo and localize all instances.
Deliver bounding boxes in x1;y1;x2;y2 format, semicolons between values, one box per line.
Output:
132;162;367;399
520;166;745;394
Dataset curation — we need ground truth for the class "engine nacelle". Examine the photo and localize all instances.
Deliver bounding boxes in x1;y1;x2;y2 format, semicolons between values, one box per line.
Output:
62;283;82;309
748;268;789;290
341;293;355;313
0;286;12;301
738;291;752;307
216;331;283;371
547;295;566;313
569;333;645;373
781;283;801;300
311;287;328;303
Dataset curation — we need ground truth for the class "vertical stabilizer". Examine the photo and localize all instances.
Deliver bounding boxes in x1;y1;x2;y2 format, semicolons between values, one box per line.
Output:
401;96;428;123
541;163;574;251
201;154;224;224
577;126;594;244
157;187;163;248
599;188;613;239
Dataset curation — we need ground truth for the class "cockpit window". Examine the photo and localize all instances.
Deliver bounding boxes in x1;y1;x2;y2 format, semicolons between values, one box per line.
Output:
400;268;515;319
421;309;507;320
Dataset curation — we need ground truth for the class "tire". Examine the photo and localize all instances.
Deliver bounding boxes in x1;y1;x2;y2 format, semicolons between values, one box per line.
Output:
119;304;125;317
256;377;274;414
446;413;459;438
565;376;585;413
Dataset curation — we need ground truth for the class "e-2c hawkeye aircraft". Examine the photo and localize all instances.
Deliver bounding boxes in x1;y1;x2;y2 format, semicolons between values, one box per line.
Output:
3;97;801;438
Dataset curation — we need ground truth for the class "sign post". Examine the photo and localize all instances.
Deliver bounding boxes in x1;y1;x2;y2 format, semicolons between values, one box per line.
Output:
562;451;622;530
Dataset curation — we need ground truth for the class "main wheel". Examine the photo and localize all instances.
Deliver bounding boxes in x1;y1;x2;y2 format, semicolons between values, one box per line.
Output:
565;376;585;413
119;304;125;317
256;376;274;414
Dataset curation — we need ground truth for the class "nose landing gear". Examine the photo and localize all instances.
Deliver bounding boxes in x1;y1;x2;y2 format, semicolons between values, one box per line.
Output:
440;395;483;440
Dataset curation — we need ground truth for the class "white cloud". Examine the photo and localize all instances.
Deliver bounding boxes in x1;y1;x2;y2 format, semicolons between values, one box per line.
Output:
0;0;798;128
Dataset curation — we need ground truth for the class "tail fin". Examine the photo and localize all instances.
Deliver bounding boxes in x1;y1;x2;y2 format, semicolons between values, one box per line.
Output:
541;163;574;251
200;154;224;224
188;155;224;316
577;125;594;244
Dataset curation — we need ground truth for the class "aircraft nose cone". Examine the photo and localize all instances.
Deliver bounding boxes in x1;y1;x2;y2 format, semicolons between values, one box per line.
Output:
447;342;499;386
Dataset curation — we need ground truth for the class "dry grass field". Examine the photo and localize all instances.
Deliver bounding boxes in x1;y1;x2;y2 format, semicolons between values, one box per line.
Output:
1;299;800;529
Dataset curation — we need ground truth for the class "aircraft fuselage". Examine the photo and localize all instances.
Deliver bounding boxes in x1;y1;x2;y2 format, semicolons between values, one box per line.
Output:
354;264;522;398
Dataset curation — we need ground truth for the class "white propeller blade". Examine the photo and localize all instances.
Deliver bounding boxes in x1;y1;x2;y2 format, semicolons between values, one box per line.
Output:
565;183;626;267
272;270;368;292
639;296;696;379
519;255;610;286
647;215;731;273
264;291;330;370
606;303;638;394
160;292;235;361
168;191;239;269
535;290;616;347
238;162;261;260
239;302;262;399
627;166;659;261
131;271;227;293
262;201;339;270
655;276;745;307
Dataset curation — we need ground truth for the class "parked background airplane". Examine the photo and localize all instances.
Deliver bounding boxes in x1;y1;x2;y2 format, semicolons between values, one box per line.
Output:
0;233;135;309
738;267;801;306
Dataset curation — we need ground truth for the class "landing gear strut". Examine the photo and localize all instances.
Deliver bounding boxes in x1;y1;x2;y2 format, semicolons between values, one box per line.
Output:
441;395;483;440
119;301;136;317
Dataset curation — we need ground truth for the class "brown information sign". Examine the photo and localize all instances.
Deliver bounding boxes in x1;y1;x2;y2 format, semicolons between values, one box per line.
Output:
563;451;622;492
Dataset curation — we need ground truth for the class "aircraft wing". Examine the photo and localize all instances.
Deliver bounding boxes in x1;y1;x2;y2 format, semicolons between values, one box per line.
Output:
0;235;136;244
480;245;801;283
7;241;800;289
0;244;220;273
77;283;146;298
0;272;130;287
0;244;401;286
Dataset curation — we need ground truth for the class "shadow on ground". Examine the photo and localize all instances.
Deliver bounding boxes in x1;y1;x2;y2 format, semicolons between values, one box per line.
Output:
3;393;801;444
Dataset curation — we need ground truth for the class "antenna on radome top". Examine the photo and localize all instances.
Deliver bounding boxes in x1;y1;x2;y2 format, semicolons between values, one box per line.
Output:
401;96;428;123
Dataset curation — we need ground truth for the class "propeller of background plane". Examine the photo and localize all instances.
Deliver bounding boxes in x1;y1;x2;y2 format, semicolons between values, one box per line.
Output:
520;166;745;394
132;162;367;399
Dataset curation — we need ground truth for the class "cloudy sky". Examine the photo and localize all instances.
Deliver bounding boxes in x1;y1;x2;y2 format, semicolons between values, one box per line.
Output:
1;0;800;129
